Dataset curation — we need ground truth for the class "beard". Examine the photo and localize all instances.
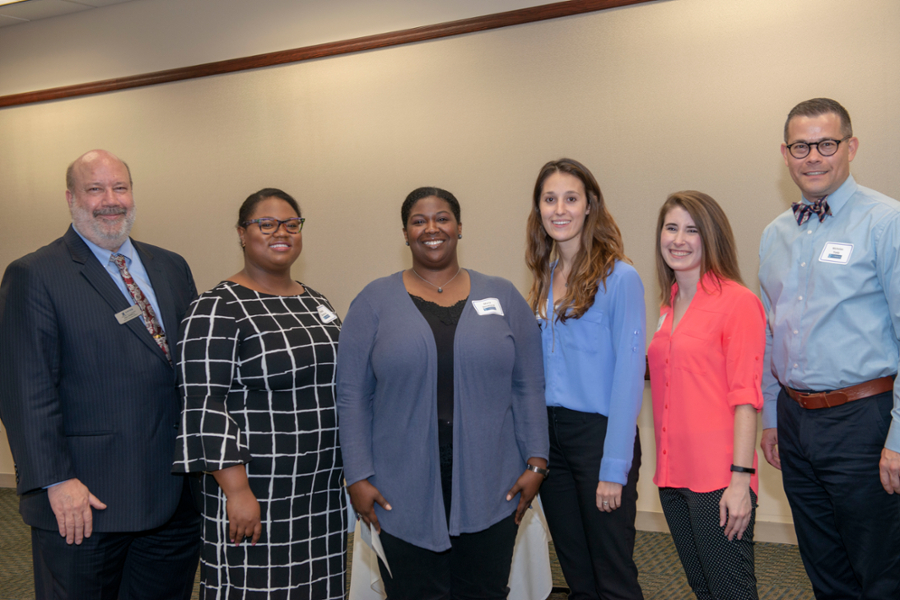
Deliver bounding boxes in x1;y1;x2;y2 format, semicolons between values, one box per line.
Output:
70;202;136;251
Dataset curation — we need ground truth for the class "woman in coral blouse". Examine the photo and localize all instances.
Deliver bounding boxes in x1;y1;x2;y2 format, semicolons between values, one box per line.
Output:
647;191;765;600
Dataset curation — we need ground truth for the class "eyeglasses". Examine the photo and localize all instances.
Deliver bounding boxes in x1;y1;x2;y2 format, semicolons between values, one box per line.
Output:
241;217;305;234
785;136;851;159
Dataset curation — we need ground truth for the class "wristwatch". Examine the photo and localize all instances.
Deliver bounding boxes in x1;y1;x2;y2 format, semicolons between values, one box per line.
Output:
730;464;756;475
526;464;550;479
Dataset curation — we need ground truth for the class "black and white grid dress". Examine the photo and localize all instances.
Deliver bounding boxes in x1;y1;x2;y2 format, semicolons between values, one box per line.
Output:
173;281;346;600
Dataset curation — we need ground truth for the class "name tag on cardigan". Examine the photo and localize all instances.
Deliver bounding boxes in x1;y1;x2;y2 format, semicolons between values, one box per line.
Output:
115;304;143;324
819;242;853;264
472;298;504;316
316;305;338;324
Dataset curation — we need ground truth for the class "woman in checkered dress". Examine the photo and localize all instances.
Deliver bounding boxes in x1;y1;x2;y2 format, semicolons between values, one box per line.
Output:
173;188;346;599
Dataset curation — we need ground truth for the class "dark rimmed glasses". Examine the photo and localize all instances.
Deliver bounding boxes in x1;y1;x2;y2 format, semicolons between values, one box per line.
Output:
785;136;851;159
241;217;305;234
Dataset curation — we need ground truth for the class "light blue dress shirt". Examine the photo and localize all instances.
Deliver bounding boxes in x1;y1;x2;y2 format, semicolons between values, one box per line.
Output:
759;175;900;451
539;261;646;485
72;228;167;334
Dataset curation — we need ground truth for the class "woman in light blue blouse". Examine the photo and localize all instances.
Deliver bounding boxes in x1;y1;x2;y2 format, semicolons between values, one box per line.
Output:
526;158;646;599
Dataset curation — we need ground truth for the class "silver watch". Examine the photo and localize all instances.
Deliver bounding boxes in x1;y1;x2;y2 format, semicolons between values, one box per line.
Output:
525;464;550;479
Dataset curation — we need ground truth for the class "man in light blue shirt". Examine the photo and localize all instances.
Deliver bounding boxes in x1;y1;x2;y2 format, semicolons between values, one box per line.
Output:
759;98;900;599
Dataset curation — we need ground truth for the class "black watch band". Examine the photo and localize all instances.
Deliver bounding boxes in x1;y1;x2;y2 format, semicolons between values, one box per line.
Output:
730;464;756;475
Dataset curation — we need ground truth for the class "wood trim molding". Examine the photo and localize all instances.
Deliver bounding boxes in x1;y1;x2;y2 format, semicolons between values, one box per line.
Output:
0;0;654;109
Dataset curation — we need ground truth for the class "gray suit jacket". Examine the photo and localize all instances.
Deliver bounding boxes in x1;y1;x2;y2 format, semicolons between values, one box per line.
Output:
0;226;197;532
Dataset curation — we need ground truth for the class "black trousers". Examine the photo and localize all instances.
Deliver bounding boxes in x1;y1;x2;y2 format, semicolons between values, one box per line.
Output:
377;512;518;600
32;481;201;600
777;388;900;599
659;487;758;600
541;406;643;600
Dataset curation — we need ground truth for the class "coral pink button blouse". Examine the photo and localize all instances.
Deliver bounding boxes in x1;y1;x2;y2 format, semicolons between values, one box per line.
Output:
648;274;766;494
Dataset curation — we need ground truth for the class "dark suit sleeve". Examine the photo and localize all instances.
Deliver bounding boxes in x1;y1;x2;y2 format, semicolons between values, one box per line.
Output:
183;258;198;306
0;259;75;494
171;254;198;362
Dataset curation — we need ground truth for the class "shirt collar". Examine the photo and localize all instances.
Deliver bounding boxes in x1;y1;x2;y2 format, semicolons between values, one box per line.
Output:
801;174;857;217
72;227;135;267
671;271;725;303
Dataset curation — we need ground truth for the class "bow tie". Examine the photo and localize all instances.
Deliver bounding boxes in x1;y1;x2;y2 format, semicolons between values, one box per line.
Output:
791;197;831;226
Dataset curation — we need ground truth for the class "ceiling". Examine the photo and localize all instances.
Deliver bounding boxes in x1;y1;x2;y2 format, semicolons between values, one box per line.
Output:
0;0;133;28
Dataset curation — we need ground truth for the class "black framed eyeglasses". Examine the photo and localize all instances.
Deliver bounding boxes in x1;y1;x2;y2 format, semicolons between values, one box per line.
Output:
785;136;851;159
241;217;305;234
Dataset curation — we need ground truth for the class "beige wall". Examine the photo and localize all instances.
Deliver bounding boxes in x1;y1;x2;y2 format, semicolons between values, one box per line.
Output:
2;0;899;538
0;0;550;96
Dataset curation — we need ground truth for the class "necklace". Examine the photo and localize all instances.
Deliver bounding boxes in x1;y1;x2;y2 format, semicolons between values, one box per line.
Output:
557;266;569;287
411;267;462;293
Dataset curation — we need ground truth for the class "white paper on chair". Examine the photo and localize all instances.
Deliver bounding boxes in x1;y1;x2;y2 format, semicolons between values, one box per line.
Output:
359;521;392;578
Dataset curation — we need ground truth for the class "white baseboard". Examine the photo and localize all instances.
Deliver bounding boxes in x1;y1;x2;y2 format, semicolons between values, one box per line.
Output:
636;510;797;545
635;509;669;533
0;472;16;489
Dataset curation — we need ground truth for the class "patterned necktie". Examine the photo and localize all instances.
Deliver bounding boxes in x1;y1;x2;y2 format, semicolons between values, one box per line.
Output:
111;253;171;363
791;196;831;226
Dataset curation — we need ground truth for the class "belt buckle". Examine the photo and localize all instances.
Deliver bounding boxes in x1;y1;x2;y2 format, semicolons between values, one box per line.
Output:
798;391;827;409
799;390;849;408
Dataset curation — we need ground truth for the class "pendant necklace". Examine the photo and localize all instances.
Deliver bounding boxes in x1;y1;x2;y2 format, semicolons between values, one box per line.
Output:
411;267;462;293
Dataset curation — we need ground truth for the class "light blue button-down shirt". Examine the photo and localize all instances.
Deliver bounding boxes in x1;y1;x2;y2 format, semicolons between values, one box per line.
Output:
72;227;167;334
759;175;900;451
539;261;646;485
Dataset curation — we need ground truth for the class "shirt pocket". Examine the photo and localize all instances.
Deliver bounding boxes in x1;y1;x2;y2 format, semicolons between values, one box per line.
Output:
566;309;610;353
673;328;720;375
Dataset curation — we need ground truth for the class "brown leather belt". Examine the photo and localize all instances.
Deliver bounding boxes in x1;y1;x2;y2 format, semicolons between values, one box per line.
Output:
786;375;895;409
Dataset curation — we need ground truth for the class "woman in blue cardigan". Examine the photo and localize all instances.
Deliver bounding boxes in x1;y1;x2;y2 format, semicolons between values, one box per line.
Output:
337;187;549;600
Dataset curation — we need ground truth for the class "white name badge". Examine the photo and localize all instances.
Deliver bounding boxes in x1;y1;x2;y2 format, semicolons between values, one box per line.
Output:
472;298;504;316
115;304;143;325
819;242;853;265
317;304;338;324
656;312;668;332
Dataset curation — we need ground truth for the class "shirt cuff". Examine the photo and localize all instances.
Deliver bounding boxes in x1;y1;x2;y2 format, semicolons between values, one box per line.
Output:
598;457;630;486
761;396;778;430
885;418;900;454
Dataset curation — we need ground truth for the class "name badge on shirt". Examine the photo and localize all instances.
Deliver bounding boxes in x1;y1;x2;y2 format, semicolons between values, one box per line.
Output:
115;304;143;325
656;312;668;332
472;298;504;316
818;242;853;265
317;304;338;324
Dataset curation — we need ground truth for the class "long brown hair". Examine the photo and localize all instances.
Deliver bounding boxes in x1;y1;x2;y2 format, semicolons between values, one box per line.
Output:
526;158;629;322
655;190;743;307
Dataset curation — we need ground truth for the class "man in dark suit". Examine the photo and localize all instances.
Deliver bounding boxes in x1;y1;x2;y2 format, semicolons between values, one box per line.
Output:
0;149;201;598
